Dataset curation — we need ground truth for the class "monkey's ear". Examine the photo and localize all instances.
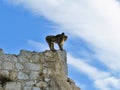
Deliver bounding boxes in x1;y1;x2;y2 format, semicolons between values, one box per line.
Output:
62;32;65;35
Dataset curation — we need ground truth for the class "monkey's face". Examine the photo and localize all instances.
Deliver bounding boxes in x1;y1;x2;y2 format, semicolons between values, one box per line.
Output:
64;36;68;41
61;36;67;45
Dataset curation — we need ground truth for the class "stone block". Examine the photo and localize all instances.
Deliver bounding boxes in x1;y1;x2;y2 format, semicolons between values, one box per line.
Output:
36;81;47;89
43;50;56;57
57;50;66;61
20;50;32;59
9;71;18;80
0;70;9;76
5;54;18;62
5;82;22;90
18;56;29;62
30;54;41;63
16;63;24;70
32;87;41;90
18;72;29;80
25;63;41;71
24;86;32;90
25;81;35;86
2;62;14;70
30;71;39;79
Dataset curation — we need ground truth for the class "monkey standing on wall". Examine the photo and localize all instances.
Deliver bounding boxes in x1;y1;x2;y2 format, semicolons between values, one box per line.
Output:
46;33;68;51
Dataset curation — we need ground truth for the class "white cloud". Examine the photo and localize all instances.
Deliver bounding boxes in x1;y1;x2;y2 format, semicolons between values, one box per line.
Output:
28;40;48;51
68;54;120;90
67;54;110;80
6;0;120;72
94;77;120;90
5;0;120;89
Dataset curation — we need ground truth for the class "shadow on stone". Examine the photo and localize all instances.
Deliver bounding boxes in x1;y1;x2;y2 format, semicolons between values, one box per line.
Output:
0;74;12;88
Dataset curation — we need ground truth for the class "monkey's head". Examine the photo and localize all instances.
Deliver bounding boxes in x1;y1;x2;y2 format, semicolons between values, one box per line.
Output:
62;33;68;41
64;35;68;41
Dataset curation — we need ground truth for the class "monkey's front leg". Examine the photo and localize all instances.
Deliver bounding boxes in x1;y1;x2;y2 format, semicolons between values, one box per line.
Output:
58;43;63;50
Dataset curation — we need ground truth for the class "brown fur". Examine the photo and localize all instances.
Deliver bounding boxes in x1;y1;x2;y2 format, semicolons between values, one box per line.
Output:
46;33;68;51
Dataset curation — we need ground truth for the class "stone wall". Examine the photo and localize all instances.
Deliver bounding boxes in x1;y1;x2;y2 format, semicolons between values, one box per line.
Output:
0;48;80;90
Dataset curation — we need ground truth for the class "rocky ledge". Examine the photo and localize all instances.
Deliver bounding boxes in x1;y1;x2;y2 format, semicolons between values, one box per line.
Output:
0;48;80;90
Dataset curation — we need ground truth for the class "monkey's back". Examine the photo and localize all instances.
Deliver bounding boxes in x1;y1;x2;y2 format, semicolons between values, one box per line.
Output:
46;33;67;44
46;35;56;43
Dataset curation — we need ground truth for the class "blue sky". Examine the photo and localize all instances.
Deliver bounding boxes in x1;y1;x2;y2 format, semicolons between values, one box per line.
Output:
1;0;120;90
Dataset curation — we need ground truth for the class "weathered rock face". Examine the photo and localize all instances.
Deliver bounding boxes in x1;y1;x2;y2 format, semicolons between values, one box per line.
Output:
0;48;80;90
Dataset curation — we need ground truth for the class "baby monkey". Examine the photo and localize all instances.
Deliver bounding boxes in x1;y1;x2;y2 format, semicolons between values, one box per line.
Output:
46;33;68;51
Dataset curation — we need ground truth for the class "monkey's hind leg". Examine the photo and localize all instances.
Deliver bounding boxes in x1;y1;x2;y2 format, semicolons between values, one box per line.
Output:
51;43;55;51
48;42;55;51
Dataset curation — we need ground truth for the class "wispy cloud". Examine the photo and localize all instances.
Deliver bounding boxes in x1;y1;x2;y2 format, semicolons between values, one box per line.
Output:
7;0;120;71
28;40;48;51
6;0;120;90
68;54;120;90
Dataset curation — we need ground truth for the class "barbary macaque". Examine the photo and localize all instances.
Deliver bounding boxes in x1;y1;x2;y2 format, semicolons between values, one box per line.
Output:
46;33;68;51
